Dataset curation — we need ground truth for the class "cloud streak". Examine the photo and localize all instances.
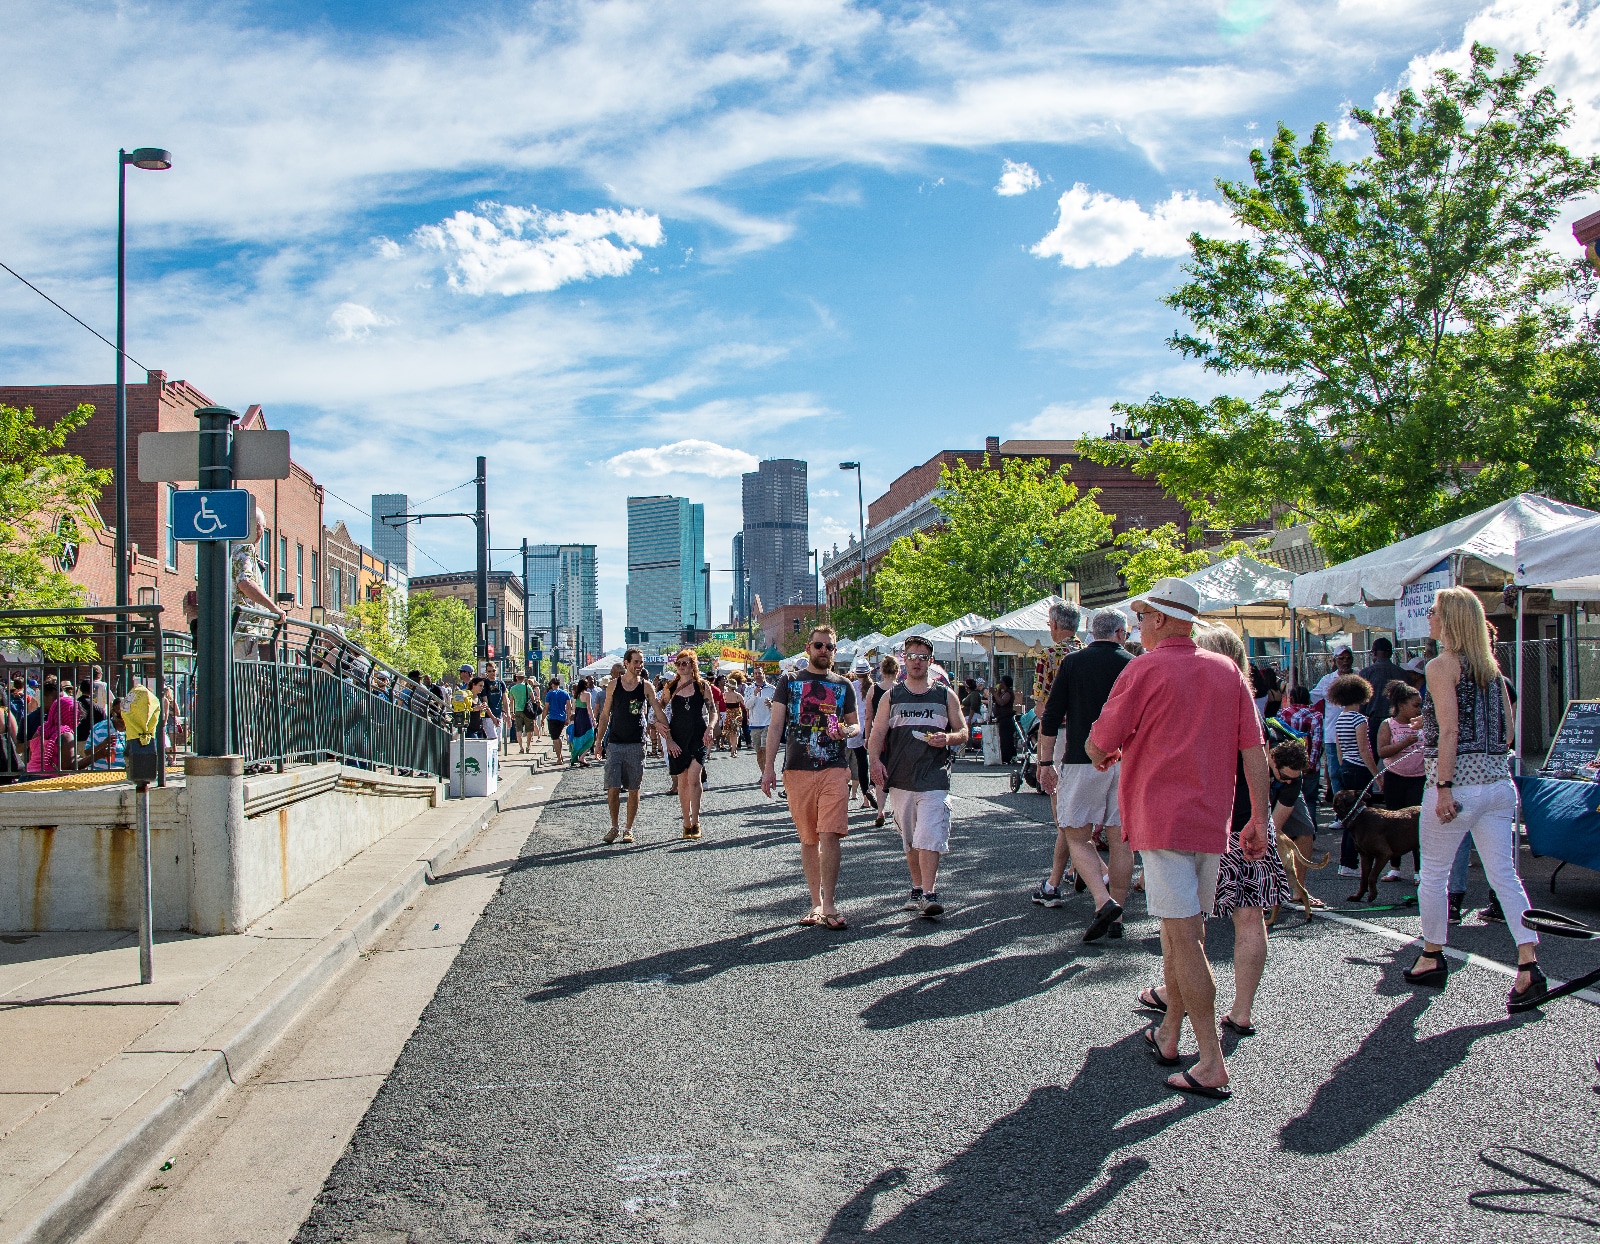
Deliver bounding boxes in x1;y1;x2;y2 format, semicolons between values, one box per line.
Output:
607;439;759;478
1031;183;1248;268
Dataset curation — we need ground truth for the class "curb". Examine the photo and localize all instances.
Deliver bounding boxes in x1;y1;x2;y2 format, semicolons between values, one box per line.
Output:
4;764;545;1244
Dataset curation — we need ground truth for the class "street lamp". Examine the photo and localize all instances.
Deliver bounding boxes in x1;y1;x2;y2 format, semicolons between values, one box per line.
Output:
115;146;173;623
838;461;865;592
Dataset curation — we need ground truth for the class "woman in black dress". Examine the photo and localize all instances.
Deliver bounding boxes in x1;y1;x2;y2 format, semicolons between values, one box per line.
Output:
658;650;718;840
994;674;1017;765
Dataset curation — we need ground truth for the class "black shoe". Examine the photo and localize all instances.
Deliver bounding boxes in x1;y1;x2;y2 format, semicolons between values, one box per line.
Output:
1072;871;1086;894
1448;893;1464;924
1107;918;1123;939
1404;950;1448;987
1480;895;1505;924
1083;898;1123;943
1508;961;1548;1013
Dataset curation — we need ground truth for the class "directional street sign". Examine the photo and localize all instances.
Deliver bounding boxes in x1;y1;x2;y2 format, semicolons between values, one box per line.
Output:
173;488;253;541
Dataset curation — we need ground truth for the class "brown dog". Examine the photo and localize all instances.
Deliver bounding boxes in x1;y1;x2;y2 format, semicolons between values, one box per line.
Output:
1332;789;1421;904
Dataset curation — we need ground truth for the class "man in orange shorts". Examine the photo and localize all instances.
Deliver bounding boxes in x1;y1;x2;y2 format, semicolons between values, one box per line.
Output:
762;625;860;930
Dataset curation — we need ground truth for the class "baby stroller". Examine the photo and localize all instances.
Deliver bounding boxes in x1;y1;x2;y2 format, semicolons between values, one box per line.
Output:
1009;709;1043;793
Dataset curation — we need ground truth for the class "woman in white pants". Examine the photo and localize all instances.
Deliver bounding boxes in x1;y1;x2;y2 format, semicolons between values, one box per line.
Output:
1403;586;1544;1009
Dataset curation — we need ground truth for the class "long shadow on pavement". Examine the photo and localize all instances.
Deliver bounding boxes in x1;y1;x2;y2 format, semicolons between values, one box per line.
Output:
821;1032;1198;1242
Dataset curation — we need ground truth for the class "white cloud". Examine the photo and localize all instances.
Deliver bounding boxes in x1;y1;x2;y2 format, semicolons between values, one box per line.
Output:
606;438;758;478
1009;400;1120;441
327;301;389;340
995;159;1042;196
414;204;664;296
1031;183;1248;268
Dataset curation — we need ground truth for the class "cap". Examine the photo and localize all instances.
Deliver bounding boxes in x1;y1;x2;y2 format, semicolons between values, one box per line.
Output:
1130;576;1202;624
853;658;870;672
459;662;474;672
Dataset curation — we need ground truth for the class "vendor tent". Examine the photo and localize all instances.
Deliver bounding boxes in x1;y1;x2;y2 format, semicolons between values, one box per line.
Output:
850;631;893;656
578;655;617;677
884;623;933;647
1289;493;1598;608
921;612;991;662
1102;554;1335;638
1515;515;1600;598
958;596;1074;656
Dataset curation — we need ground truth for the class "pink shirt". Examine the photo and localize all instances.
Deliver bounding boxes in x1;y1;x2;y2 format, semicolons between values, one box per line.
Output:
1088;636;1265;854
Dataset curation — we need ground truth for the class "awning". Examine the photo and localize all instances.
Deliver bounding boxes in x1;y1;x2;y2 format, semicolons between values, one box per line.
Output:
1289;493;1598;607
1100;554;1341;638
958;596;1074;656
1515;515;1600;599
920;612;992;661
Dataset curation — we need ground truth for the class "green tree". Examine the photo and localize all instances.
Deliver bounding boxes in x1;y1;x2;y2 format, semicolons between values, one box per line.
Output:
0;402;111;614
875;455;1113;626
1083;47;1600;563
346;587;476;678
828;576;887;639
1104;524;1214;595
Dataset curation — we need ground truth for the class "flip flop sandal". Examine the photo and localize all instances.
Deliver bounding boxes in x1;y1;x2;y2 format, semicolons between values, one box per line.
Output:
1221;1016;1257;1037
1169;1070;1232;1100
1144;1023;1180;1067
1137;987;1167;1013
799;909;822;926
820;913;849;931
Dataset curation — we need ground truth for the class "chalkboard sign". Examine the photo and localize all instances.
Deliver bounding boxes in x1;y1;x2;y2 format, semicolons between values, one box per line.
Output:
1542;699;1600;781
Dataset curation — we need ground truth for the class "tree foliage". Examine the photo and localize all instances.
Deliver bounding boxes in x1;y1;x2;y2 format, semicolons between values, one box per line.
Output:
1083;46;1600;563
875;455;1113;626
346;586;476;678
1104;524;1214;596
0;402;111;614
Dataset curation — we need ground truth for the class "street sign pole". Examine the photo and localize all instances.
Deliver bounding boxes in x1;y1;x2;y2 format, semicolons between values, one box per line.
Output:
194;406;238;757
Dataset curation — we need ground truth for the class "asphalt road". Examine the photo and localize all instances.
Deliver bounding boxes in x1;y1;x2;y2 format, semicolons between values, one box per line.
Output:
295;749;1600;1243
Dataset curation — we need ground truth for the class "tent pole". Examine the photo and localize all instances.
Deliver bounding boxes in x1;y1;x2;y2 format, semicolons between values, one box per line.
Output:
1289;607;1296;689
1515;588;1524;775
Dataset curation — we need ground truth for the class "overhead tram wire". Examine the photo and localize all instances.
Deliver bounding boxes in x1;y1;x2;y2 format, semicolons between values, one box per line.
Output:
320;483;455;575
1;258;149;370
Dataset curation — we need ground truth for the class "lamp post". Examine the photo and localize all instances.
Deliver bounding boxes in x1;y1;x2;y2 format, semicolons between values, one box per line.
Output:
838;461;866;597
115;146;173;628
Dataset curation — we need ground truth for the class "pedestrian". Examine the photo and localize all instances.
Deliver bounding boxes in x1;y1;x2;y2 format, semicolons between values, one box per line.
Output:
594;647;661;844
744;665;777;768
722;671;745;756
868;633;968;919
708;675;727;751
1377;679;1426;882
1328;673;1380;876
1030;602;1083;712
1310;645;1354;798
507;671;533;754
761;625;860;930
1404;587;1543;1007
847;659;873;808
569;677;596;766
464;677;488;739
1086;578;1268;1100
482;661;509;740
1358;637;1407;728
1036;608;1133;939
544;677;570;765
660;650;717;839
866;655;898;825
993;674;1017;766
1280;684;1324;821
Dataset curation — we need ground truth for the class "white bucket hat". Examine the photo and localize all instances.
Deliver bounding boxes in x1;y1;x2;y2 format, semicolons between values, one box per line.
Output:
1130;576;1203;624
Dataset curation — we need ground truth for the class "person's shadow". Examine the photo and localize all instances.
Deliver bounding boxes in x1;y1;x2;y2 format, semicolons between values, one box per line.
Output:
821;1032;1201;1241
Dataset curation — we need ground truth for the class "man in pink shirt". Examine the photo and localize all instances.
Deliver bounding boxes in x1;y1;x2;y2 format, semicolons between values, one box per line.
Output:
1087;577;1268;1100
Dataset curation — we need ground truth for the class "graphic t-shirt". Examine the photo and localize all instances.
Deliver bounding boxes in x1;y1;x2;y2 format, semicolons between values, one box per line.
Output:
782;670;857;772
606;679;648;745
483;679;507;717
881;683;954;792
545;688;570;722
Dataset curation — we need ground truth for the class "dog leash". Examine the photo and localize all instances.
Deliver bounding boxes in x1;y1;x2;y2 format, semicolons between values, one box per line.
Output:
1511;910;1600;1010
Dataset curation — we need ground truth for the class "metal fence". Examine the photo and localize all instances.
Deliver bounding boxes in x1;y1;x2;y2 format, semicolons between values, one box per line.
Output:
231;608;452;779
0;606;170;785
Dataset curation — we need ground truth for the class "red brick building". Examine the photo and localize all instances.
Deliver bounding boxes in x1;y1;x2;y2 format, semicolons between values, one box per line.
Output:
820;434;1193;608
0;374;324;626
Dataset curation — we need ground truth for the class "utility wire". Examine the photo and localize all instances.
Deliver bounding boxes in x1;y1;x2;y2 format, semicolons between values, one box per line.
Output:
0;259;148;372
321;483;455;574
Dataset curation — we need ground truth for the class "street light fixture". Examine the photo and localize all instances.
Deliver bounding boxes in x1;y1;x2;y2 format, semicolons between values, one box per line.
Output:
838;461;865;593
115;146;173;628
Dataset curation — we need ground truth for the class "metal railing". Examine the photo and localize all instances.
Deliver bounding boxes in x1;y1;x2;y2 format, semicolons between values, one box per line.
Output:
230;607;452;779
0;606;170;786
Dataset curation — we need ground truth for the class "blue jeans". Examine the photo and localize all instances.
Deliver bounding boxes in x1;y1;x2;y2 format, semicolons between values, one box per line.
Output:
1450;834;1473;896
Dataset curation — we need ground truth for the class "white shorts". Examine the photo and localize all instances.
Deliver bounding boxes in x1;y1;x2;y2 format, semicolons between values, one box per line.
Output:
1142;850;1221;920
889;789;952;854
1054;762;1120;829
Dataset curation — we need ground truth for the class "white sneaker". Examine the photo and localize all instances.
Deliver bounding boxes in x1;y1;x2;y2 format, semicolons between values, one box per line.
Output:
1337;865;1361;878
1380;868;1402;882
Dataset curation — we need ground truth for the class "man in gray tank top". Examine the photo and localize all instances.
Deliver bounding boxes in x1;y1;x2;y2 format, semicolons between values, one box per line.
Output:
867;634;969;918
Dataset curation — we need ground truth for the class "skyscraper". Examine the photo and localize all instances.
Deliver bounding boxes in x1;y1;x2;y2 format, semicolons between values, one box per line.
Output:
525;543;601;656
626;495;708;643
730;531;748;623
742;459;811;613
370;494;410;574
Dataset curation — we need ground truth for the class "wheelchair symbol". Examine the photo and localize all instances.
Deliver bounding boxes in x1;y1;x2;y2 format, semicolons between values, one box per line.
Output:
192;496;225;535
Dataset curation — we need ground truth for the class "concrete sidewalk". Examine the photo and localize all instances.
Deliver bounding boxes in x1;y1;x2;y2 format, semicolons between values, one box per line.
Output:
0;752;551;1244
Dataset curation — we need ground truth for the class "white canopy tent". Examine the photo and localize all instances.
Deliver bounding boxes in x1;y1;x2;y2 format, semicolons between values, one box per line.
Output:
1515;516;1600;599
1100;554;1348;639
884;623;933;647
920;612;992;663
958;596;1074;657
850;631;894;656
578;655;618;678
1289;493;1598;608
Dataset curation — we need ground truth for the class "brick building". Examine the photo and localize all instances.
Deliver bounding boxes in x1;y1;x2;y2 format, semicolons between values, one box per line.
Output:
819;434;1192;608
0;375;325;625
323;521;363;624
409;571;527;668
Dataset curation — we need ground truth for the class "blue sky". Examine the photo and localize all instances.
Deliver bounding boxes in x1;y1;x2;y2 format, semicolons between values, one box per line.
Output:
4;0;1598;643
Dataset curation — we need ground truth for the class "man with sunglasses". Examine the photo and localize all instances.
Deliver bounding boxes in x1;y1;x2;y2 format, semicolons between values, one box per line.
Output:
762;625;860;930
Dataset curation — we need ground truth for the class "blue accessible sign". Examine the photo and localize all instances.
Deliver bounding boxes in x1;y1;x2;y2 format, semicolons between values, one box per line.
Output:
172;489;253;541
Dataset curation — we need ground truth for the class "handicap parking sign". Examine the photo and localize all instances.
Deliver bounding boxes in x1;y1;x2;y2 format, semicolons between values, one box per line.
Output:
172;489;252;541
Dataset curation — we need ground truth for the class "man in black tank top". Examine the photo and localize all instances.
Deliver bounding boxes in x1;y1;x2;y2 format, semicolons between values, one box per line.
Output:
593;647;664;843
868;635;968;918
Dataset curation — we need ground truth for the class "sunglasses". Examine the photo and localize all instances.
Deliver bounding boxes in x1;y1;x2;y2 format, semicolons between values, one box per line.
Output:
904;652;932;662
810;641;835;650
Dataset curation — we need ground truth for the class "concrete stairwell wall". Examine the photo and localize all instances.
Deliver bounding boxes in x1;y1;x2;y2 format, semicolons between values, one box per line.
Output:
0;760;444;934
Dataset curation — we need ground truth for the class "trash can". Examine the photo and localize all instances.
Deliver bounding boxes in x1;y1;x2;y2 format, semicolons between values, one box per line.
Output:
449;737;499;798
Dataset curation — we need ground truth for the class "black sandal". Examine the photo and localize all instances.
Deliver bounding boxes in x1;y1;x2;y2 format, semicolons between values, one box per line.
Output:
1403;949;1448;987
1507;961;1549;1013
1221;1016;1257;1037
1137;987;1167;1013
1144;1022;1179;1067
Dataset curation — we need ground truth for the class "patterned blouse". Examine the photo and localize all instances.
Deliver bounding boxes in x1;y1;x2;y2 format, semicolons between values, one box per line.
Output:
1421;667;1511;787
